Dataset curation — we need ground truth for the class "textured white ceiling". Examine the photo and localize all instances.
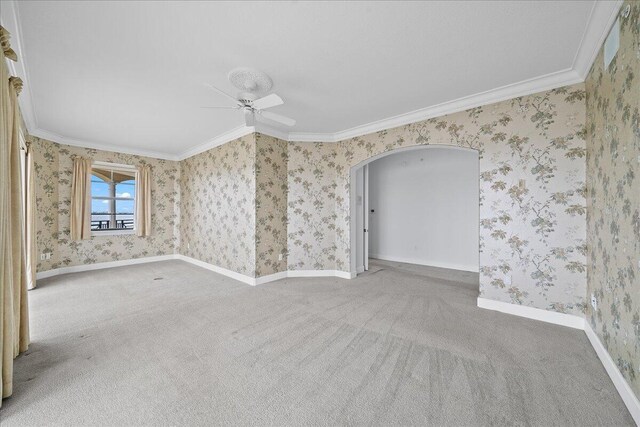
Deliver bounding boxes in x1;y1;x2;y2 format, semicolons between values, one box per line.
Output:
1;1;618;158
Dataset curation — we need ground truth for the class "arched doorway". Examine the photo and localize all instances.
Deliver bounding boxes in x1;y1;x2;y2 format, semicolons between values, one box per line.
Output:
349;144;479;278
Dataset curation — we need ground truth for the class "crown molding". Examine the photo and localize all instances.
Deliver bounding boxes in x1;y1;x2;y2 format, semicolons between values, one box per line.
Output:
288;67;584;143
254;121;290;141
2;0;622;160
175;125;253;161
29;128;180;161
571;0;623;80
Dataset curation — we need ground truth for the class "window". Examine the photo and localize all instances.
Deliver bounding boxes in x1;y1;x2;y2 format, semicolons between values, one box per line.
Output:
91;162;136;234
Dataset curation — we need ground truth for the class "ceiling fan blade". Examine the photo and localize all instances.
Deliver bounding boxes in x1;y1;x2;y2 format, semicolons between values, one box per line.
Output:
258;110;296;127
244;109;255;127
252;93;283;110
205;83;240;105
200;106;240;109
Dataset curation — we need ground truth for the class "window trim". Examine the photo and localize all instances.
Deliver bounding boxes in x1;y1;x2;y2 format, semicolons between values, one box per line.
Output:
90;161;137;237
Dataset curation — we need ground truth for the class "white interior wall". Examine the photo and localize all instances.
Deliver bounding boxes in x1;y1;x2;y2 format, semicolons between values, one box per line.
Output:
367;147;479;272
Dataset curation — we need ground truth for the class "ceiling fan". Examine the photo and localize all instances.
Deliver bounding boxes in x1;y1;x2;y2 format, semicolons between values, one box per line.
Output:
202;68;296;128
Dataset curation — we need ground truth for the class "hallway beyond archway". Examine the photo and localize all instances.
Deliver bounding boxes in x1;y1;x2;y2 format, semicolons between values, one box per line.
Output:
350;145;479;278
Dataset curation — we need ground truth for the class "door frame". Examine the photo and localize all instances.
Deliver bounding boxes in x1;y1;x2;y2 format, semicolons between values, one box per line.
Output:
363;164;369;271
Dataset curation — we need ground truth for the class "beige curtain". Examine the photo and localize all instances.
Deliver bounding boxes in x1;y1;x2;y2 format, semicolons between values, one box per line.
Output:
25;142;36;290
1;31;30;405
70;157;92;240
135;164;151;237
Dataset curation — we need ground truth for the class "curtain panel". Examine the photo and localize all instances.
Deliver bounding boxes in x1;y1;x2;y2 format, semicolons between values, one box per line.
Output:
0;32;30;405
135;164;151;237
70;157;92;240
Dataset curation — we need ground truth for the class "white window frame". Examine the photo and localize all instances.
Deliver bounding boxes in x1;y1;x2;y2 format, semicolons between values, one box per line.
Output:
90;161;137;237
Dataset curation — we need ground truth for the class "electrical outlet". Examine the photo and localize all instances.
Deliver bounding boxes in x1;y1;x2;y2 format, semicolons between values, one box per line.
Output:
503;274;512;286
46;253;52;260
187;243;190;250
591;294;598;311
40;253;45;261
278;254;283;261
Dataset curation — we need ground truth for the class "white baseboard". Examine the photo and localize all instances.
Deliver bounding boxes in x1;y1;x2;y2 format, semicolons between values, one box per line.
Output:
175;257;356;284
356;265;365;274
35;255;176;281
35;269;59;280
584;323;640;424
340;270;357;279
477;297;585;330
369;254;479;273
254;271;289;285
478;297;639;422
173;254;258;286
37;254;355;286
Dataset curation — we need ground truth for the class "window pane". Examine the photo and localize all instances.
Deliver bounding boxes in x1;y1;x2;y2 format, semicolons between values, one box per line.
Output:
91;196;111;230
91;177;110;197
116;180;135;198
91;198;112;214
116;199;135;229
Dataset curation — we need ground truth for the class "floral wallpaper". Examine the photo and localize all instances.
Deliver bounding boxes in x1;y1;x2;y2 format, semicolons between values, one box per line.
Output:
35;132;290;280
585;0;639;399
34;83;590;317
289;83;588;315
179;134;257;277
287;142;338;270
255;133;288;276
32;137;180;270
31;136;59;272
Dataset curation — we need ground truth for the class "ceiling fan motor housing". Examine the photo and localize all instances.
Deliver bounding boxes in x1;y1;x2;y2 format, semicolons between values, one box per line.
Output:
238;92;258;105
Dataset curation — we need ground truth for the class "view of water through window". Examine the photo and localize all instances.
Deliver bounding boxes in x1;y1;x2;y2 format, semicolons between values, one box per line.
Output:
91;166;136;231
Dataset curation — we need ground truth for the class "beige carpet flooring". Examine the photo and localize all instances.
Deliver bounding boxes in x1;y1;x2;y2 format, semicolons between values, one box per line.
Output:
0;259;634;426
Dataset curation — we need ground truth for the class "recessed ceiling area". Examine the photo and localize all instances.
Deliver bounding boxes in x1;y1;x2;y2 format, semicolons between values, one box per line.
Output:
2;1;619;158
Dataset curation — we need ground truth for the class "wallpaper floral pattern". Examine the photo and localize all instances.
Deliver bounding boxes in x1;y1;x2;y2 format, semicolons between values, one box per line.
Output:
287;142;338;270
34;85;589;316
179;135;257;277
31;136;59;272
32;137;180;270
288;84;588;315
255;133;288;276
585;0;639;399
